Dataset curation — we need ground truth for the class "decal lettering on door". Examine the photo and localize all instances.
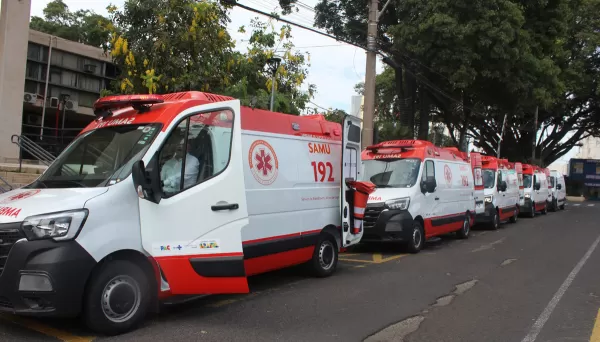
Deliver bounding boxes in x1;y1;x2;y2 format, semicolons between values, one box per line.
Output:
248;140;279;185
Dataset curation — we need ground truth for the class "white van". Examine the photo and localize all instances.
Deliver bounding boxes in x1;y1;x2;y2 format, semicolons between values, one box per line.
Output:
521;164;550;217
0;92;363;335
476;156;520;229
549;170;567;211
359;140;475;253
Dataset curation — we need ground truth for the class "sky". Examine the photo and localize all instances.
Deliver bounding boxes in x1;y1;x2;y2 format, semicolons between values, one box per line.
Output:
29;0;384;114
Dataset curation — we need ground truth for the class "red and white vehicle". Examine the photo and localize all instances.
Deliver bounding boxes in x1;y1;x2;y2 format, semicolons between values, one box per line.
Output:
359;140;475;253
520;164;549;217
0;92;363;335
476;156;520;229
444;148;485;217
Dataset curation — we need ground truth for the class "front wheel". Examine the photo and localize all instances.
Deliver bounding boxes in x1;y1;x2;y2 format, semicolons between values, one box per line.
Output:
529;203;536;218
509;208;518;223
406;221;425;253
490;210;500;230
83;260;151;336
310;235;338;278
456;214;470;239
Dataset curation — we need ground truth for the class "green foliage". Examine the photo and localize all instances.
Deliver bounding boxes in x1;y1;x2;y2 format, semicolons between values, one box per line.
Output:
32;0;316;116
298;0;600;165
29;0;111;49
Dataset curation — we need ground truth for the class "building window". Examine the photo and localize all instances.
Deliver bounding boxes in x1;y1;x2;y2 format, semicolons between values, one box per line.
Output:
51;50;63;66
24;81;38;94
63;53;78;69
79;93;97;108
61;71;78;88
27;43;41;60
80;76;101;92
25;61;40;79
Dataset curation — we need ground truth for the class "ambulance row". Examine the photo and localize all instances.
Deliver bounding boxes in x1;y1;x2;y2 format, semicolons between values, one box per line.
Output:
0;92;567;335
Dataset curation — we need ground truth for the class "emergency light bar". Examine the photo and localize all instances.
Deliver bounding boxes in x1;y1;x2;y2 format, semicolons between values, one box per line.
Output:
366;140;433;151
93;94;165;119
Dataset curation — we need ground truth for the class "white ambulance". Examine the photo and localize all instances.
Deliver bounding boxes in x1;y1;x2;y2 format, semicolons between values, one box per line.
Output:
549;170;567;211
476;156;520;229
359;140;475;253
0;92;363;335
520;164;550;217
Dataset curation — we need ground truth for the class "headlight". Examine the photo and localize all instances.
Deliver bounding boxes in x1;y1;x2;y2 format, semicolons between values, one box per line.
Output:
525;193;531;199
385;197;410;210
484;195;493;203
21;209;88;241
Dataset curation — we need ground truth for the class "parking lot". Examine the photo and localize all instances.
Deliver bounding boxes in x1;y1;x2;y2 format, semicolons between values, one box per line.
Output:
0;202;599;342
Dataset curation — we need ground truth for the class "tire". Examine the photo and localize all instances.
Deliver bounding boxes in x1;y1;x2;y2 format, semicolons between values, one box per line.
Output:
406;220;425;254
489;210;500;230
541;203;548;215
310;235;338;278
552;199;558;212
83;260;151;336
559;202;565;210
529;202;536;218
456;214;470;239
509;208;518;223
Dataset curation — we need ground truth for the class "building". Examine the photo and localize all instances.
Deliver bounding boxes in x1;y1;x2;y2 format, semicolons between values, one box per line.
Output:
575;136;600;160
0;0;116;161
22;30;117;156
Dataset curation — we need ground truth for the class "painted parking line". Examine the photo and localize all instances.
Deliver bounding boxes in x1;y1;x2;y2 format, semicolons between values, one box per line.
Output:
588;204;595;207
339;253;408;264
574;204;582;207
590;309;600;342
0;314;94;342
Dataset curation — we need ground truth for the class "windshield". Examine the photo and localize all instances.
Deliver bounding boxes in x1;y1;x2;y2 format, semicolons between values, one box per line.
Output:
29;124;160;189
550;176;555;187
483;169;496;189
524;174;532;189
361;158;421;188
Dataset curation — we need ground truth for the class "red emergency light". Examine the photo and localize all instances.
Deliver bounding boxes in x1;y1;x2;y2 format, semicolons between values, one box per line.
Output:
366;140;433;151
93;94;165;119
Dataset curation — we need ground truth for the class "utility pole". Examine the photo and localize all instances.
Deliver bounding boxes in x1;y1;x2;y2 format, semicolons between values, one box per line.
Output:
531;106;538;162
266;57;281;112
362;0;392;149
497;114;507;158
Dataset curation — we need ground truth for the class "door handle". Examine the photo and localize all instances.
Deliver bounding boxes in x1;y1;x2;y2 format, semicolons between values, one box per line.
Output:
211;203;239;211
435;197;440;200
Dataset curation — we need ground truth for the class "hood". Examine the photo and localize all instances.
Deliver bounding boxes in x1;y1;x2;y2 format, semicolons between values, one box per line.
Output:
367;187;415;204
0;188;108;224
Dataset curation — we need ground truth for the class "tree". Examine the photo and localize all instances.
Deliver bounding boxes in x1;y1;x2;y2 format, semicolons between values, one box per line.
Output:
222;19;316;114
105;0;314;114
292;0;600;165
30;0;111;49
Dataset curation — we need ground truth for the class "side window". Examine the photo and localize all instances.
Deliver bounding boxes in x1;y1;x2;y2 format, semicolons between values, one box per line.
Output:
422;160;435;180
158;109;234;196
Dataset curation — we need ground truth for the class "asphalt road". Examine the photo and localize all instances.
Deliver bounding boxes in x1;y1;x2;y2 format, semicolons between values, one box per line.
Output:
0;202;599;342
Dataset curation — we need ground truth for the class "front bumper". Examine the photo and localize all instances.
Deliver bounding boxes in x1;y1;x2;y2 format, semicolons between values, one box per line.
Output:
475;202;496;223
0;222;96;317
361;203;415;242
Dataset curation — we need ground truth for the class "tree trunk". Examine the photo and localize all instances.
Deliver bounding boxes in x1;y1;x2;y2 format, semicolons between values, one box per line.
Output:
402;70;417;139
458;92;471;151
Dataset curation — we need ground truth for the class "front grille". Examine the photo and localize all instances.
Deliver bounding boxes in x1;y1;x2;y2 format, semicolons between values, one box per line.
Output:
363;203;385;229
0;224;24;277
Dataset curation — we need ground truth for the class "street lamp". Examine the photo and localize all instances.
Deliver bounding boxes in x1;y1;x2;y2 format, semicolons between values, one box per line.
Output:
266;56;281;112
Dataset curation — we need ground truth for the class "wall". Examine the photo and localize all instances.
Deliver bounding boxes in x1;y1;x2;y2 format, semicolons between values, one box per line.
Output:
0;0;31;161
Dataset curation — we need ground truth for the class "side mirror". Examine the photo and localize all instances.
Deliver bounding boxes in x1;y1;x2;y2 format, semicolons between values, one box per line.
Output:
132;160;161;203
534;183;540;191
557;184;562;190
501;181;508;192
423;176;436;193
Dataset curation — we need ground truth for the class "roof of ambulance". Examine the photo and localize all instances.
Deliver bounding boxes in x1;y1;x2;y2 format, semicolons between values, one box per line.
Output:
81;91;342;138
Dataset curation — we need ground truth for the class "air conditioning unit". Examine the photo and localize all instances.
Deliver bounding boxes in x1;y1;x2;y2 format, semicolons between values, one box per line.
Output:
23;92;37;104
25;114;42;126
65;100;78;112
83;64;97;73
49;97;59;108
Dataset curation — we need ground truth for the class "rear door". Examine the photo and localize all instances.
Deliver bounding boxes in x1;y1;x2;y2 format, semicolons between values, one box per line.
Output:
473;166;485;215
340;114;362;247
139;100;250;295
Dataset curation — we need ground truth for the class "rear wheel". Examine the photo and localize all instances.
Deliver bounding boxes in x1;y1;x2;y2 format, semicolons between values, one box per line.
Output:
310;235;338;278
489;210;500;230
406;220;425;253
553;199;559;211
83;260;151;336
559;202;565;210
541;203;548;215
509;208;518;223
456;214;470;239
